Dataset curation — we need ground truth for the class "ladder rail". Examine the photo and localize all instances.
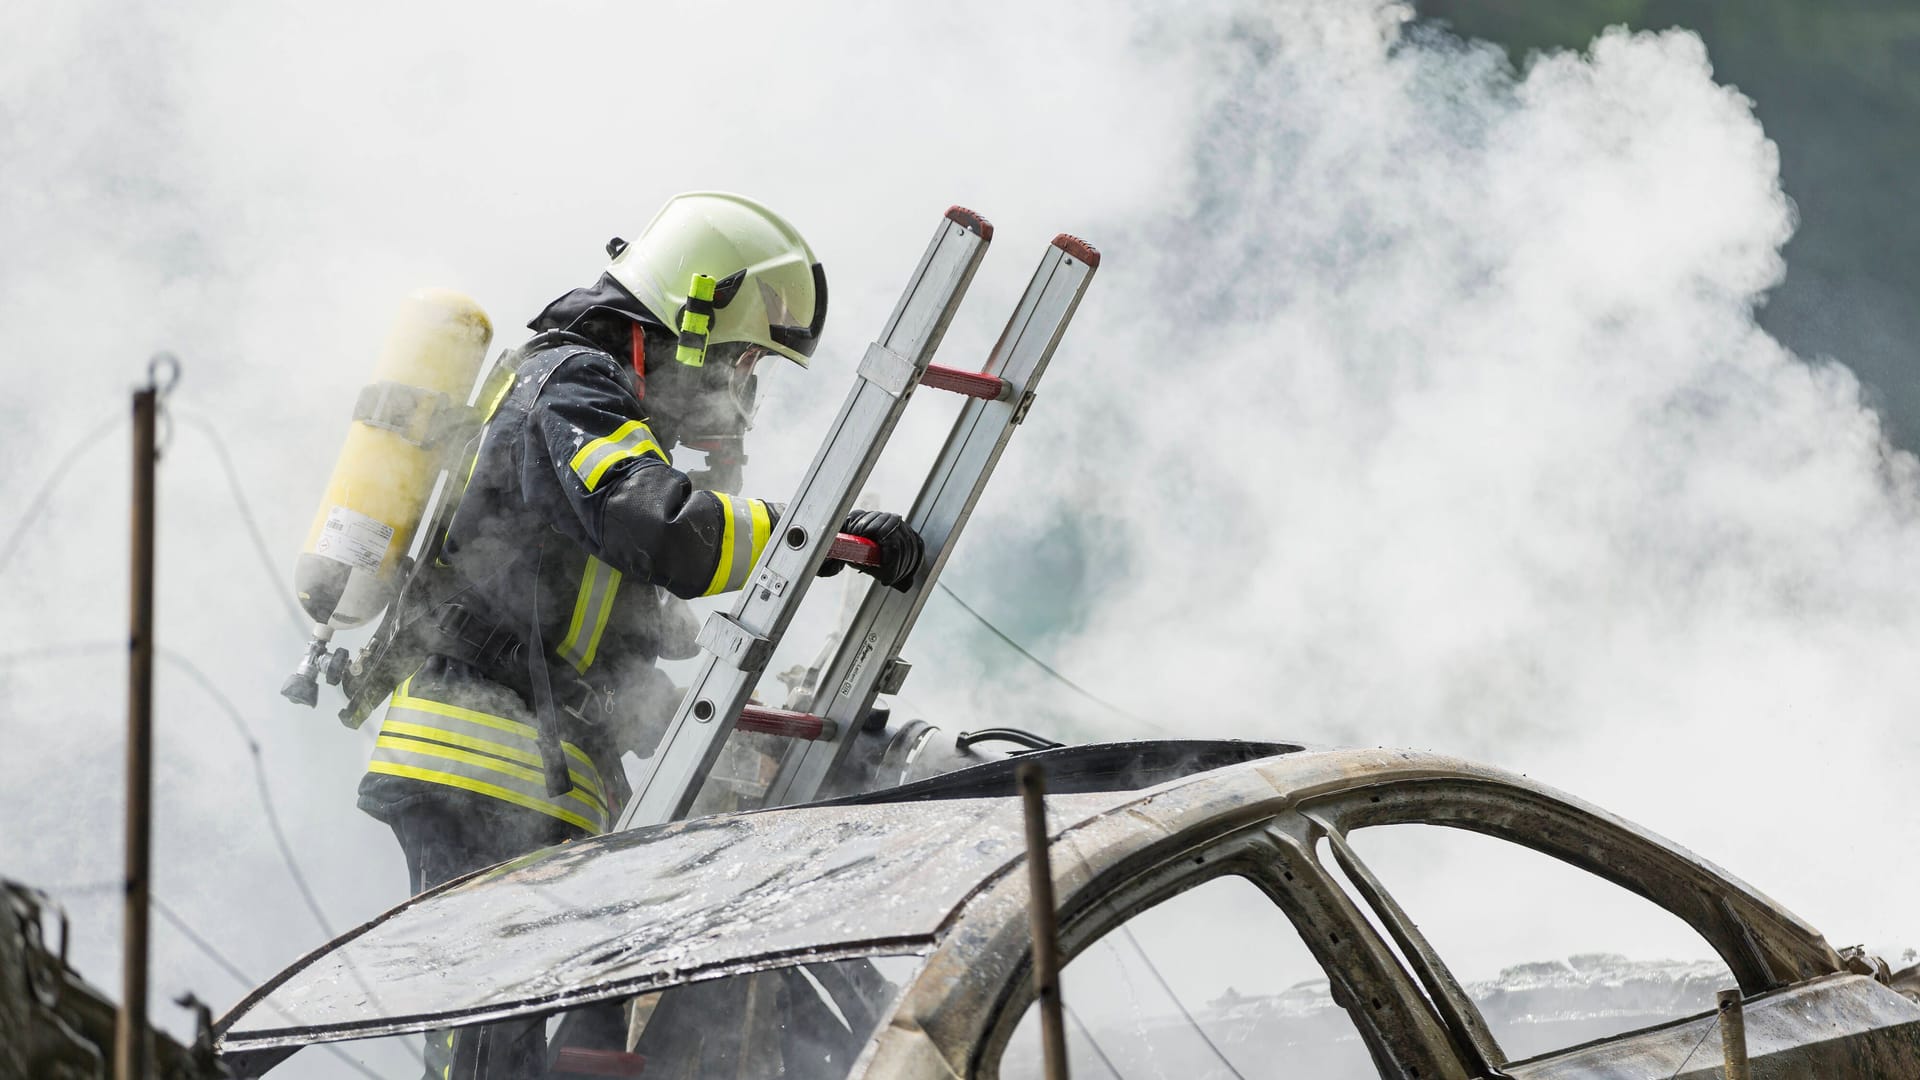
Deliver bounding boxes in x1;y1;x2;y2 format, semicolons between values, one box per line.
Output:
762;235;1100;807
615;208;993;830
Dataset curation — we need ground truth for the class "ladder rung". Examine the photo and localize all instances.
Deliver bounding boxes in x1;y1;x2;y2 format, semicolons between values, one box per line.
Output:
922;364;1012;401
737;704;835;740
551;1048;647;1076
827;533;881;567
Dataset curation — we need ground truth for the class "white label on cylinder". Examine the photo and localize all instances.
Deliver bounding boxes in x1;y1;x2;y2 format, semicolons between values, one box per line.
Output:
314;505;395;571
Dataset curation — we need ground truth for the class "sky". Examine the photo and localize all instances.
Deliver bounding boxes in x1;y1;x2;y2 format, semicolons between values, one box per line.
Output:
4;0;1918;1074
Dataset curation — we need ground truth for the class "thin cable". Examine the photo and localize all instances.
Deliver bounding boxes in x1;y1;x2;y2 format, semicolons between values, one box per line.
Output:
155;648;336;940
1114;924;1250;1080
3;642;422;1058
0;641;337;941
158;648;426;1065
1665;1013;1722;1079
0;412;122;580
1054;826;1249;1080
36;880;120;896
175;412;309;637
935;581;1144;724
33;880;386;1080
1064;1002;1129;1079
151;895;254;987
149;898;388;1080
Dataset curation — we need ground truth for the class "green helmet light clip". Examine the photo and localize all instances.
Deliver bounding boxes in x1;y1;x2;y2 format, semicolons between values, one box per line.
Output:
676;273;716;367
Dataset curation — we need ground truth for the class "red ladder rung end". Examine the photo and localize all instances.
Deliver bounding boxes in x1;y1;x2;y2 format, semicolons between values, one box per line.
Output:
922;364;1013;401
944;206;994;240
551;1047;647;1077
737;704;834;741
1052;233;1101;269
828;533;882;567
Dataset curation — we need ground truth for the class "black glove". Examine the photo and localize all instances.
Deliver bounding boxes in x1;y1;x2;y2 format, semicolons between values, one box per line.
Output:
821;510;924;592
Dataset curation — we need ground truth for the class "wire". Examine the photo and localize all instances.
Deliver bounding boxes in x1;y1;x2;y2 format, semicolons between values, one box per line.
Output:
1114;923;1250;1079
1052;823;1249;1080
149;901;390;1080
1665;1012;1722;1079
34;882;386;1080
151;895;255;988
34;880;120;896
0;641;333;940
0;405;305;641
175;412;310;638
155;648;337;941
0;412;122;580
1064;1001;1130;1079
935;581;1146;724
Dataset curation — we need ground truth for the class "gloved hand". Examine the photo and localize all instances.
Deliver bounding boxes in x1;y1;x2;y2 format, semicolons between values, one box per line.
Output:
819;510;924;592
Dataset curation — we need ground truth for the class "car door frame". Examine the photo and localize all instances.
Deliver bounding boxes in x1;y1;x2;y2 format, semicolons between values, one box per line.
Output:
1291;774;1847;1070
969;816;1474;1080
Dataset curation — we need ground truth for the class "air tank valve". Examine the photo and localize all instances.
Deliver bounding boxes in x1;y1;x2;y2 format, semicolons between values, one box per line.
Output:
281;624;348;707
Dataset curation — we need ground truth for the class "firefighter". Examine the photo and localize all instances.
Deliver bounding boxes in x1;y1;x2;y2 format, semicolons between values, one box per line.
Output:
355;192;923;1078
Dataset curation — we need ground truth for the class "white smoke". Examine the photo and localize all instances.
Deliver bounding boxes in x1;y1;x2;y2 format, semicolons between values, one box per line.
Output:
2;0;1915;1072
957;5;1920;951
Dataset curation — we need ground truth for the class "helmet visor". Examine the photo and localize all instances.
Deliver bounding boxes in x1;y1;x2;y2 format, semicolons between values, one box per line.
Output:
696;341;767;427
765;263;827;360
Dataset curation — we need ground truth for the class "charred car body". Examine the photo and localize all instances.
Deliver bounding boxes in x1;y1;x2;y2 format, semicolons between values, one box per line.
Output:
215;741;1920;1078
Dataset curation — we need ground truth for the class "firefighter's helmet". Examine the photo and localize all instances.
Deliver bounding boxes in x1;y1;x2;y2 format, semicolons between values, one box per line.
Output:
606;192;827;368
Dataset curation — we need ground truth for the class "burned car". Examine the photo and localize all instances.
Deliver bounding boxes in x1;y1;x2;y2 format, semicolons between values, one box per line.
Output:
215;742;1920;1078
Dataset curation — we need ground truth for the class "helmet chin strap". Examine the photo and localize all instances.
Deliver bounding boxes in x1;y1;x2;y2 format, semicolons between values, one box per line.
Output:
630;322;649;399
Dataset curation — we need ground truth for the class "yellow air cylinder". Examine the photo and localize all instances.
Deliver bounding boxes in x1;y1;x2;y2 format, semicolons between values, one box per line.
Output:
294;289;493;629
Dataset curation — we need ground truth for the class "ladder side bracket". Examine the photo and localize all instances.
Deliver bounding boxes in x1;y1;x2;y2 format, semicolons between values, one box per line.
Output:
857;342;917;399
695;613;774;674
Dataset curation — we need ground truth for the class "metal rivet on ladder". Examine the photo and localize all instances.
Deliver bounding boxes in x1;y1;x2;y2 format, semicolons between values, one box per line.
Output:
785;526;808;548
692;700;715;722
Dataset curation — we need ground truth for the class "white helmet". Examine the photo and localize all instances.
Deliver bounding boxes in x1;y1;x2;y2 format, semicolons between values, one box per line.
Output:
605;192;826;368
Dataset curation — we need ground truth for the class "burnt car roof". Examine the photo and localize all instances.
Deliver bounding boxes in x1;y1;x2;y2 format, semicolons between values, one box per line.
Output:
822;739;1304;805
217;740;1300;1054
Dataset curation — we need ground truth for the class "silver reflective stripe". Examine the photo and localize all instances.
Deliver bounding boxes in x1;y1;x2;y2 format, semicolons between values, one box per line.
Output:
568;419;666;492
368;734;608;834
556;557;623;673
702;493;764;596
722;496;756;592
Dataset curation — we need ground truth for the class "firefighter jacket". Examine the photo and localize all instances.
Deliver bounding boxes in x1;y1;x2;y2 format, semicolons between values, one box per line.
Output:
358;319;779;837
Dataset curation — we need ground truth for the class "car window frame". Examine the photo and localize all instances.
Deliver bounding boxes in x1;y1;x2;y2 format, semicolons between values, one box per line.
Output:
1294;775;1829;1068
973;818;1470;1080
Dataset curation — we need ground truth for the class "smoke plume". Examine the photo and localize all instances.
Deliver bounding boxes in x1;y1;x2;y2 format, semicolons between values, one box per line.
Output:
1;1;1914;1071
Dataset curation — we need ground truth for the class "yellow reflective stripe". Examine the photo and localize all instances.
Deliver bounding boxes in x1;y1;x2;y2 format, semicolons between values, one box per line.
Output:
555;557;622;674
481;372;514;420
703;495;764;596
748;498;772;568
568;419;667;492
366;762;601;834
379;719;606;808
375;735;608;821
391;680;598;773
704;493;739;596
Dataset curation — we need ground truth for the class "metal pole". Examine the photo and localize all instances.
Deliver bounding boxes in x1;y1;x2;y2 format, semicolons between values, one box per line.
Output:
1017;762;1069;1080
1717;988;1751;1080
116;379;158;1080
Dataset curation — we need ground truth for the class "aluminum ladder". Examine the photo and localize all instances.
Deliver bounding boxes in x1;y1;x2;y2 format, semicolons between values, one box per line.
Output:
615;207;1099;829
